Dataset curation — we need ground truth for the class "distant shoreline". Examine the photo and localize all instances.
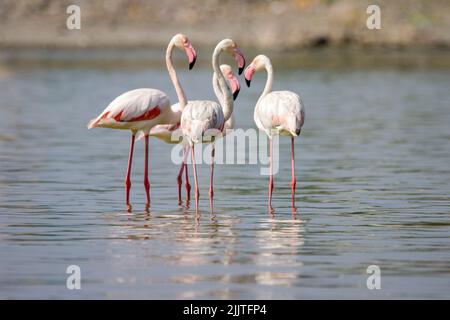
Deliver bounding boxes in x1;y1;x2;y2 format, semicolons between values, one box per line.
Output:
1;47;449;70
1;0;449;51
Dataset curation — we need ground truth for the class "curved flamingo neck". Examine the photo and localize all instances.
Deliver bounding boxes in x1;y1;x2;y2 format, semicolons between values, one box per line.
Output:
212;72;224;106
259;60;273;103
212;45;233;122
166;41;187;109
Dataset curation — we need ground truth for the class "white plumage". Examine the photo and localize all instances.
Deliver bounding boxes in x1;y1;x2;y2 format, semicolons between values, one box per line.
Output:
87;88;171;132
180;39;246;212
244;54;305;213
86;34;197;209
137;65;239;144
254;90;305;138
181;100;224;145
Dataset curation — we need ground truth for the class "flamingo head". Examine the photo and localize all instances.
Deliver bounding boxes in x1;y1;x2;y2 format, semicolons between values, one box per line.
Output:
220;64;241;100
217;39;246;75
244;54;271;87
173;33;197;70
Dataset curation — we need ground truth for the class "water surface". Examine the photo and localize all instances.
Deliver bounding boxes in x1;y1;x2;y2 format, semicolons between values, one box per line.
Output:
0;50;449;299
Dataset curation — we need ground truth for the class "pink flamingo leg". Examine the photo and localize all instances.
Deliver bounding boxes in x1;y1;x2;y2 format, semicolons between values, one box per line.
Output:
176;153;185;205
290;137;297;211
184;153;191;204
191;145;200;212
125;133;136;210
268;138;274;213
209;146;215;211
144;134;151;208
177;147;191;205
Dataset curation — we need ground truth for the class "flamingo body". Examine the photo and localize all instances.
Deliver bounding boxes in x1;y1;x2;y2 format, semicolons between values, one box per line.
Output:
181;100;225;145
87;88;172;133
254;91;305;138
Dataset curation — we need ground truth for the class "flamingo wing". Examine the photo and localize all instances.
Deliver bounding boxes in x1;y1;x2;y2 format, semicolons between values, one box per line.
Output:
87;88;170;129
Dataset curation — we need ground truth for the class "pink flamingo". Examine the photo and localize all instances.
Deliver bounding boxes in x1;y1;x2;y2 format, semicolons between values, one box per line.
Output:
181;39;245;212
244;55;305;213
137;64;240;206
87;34;197;210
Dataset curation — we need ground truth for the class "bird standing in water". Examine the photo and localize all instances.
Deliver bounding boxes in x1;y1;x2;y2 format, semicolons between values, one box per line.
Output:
137;64;241;206
87;34;197;210
181;39;246;212
244;54;305;213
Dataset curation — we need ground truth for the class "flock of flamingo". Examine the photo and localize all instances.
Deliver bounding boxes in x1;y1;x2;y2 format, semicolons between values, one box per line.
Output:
87;34;305;213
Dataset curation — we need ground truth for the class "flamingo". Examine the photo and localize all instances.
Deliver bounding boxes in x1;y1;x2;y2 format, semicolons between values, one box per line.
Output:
137;64;240;206
244;54;305;213
181;39;246;212
87;33;197;210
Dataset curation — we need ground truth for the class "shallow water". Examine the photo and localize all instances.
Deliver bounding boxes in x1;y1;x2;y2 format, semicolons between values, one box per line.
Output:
0;50;449;299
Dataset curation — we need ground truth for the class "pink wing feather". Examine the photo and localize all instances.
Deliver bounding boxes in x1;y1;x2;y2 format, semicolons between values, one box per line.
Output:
87;88;170;129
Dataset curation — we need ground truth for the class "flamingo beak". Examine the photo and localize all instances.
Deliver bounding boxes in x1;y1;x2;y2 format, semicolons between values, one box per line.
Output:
185;43;197;70
228;74;241;101
189;56;196;70
233;88;240;100
244;65;255;87
233;47;246;75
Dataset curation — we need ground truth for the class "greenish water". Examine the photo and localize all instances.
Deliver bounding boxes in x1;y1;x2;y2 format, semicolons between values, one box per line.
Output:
0;49;449;299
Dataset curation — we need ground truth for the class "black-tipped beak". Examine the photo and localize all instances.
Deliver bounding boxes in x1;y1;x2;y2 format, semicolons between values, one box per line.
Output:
189;56;197;70
233;47;246;75
245;78;251;87
233;88;240;101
